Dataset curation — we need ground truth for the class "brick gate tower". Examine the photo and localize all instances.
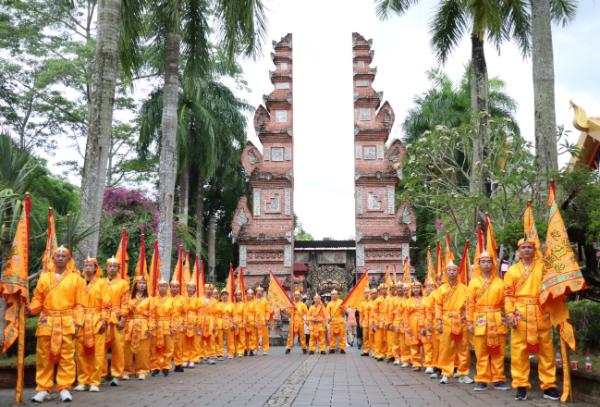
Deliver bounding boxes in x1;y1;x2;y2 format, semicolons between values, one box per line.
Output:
352;33;417;278
232;34;294;288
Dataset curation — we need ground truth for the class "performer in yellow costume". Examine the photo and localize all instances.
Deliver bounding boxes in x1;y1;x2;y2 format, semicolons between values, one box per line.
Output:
394;283;412;367
102;256;130;386
150;277;175;376
467;250;509;391
435;261;473;384
182;280;199;368
404;281;425;371
422;277;439;375
326;289;347;354
358;288;371;356
385;284;400;362
370;284;387;361
28;248;84;403
255;286;272;356
505;239;560;401
286;290;308;354
197;284;218;364
170;279;186;372
233;290;246;357
74;258;109;393
244;289;259;356
212;289;224;361
220;290;236;359
123;275;153;380
308;294;327;354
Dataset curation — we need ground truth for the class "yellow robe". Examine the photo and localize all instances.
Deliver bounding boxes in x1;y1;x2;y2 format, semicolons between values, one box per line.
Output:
124;296;153;377
233;302;246;355
504;261;556;390
102;277;129;379
421;292;437;368
307;304;327;352
150;295;176;371
386;295;400;359
404;296;425;367
214;301;224;357
76;277;110;387
257;297;271;353
326;299;347;350
182;296;200;363
220;301;236;357
286;301;308;350
358;299;370;354
434;282;470;377
244;299;259;351
197;296;219;359
30;269;84;392
171;294;186;366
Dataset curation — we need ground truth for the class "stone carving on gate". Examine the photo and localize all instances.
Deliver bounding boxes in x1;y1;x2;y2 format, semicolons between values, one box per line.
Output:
307;265;354;293
237;208;250;226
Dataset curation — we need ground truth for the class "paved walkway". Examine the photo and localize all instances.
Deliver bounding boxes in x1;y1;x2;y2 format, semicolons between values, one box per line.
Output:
0;346;592;407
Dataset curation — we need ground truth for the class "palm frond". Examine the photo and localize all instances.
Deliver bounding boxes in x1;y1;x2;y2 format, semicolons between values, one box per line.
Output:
374;0;420;20
550;0;578;27
429;0;467;64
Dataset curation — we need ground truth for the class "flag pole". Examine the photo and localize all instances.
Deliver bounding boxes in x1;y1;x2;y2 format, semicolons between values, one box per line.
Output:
17;193;31;404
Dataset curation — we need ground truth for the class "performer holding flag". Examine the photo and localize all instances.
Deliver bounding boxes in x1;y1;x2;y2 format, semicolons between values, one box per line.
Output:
307;294;328;354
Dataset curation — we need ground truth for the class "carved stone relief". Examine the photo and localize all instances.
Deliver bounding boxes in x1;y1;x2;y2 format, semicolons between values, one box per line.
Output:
356;188;363;215
356;244;365;267
317;251;347;264
294;252;309;264
368;193;381;210
356;79;369;87
264;148;270;161
402;243;410;261
357;61;365;68
240;245;247;267
285;190;291;215
237;208;250;226
280;62;288;70
258;112;265;126
388;147;400;163
402;206;412;224
276;82;290;90
356;146;362;159
276;110;288;123
284;245;292;267
359;108;371;121
364;146;376;160
253;191;261;216
266;194;280;212
272;148;284;162
285;148;292;161
387;188;395;215
384;109;392;122
248;149;259;164
377;146;384;159
354;125;360;136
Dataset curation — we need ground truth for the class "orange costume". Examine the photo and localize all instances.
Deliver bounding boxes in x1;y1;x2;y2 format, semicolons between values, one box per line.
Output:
504;260;556;390
197;291;219;359
256;289;272;354
30;267;84;393
308;302;327;352
421;284;439;370
233;297;246;356
385;292;400;360
244;296;259;352
358;294;371;355
326;295;347;351
182;293;200;364
404;289;425;368
393;290;411;363
124;293;153;378
370;290;386;359
435;281;471;378
286;299;308;351
170;293;186;367
76;265;110;388
220;295;236;358
102;272;129;381
150;292;176;371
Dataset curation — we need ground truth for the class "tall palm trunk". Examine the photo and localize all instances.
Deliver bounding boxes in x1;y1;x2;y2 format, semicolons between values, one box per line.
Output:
207;208;216;283
530;0;558;213
179;161;189;250
195;172;204;258
157;5;181;280
76;0;123;266
469;32;489;198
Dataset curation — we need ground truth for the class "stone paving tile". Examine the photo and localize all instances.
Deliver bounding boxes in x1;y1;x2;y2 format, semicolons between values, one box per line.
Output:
0;346;595;407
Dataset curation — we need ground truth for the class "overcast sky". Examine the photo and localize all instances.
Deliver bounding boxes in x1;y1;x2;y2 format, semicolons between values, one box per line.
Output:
233;0;600;240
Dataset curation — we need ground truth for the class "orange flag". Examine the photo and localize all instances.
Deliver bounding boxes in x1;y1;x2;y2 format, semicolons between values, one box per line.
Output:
116;229;129;282
193;260;205;298
523;202;544;261
173;246;184;295
403;256;411;284
472;223;484;280
136;235;149;294
435;241;443;280
149;240;161;297
41;208;57;274
384;266;391;286
183;252;192;284
541;182;587;402
426;247;436;284
267;271;294;313
226;264;235;301
392;265;397;284
458;242;470;286
485;214;499;276
0;195;30;403
444;234;455;268
342;271;369;309
237;267;246;303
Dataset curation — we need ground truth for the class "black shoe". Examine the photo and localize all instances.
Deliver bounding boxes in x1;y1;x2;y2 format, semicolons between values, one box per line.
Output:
543;387;560;401
474;382;487;391
361;353;369;356
515;387;527;401
309;351;315;355
387;358;394;364
329;349;335;354
320;351;326;355
285;349;291;354
303;349;308;354
249;351;254;356
340;350;346;354
244;350;248;356
377;357;384;362
162;369;169;377
174;365;184;372
151;369;160;377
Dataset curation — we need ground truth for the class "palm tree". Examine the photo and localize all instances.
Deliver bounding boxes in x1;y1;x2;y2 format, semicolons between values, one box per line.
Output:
77;0;143;265
403;67;519;144
146;0;267;278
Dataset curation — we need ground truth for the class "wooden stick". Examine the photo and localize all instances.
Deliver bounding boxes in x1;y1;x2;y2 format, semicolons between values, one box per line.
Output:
15;300;25;404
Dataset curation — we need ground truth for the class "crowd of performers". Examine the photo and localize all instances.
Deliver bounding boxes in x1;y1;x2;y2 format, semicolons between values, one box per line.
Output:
24;235;563;403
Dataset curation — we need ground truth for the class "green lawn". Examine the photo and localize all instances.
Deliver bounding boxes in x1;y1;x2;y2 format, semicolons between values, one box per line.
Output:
0;354;37;366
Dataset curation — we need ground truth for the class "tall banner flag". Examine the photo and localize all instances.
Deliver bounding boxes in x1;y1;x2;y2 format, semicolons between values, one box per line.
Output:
149;240;160;297
485;214;499;276
267;271;294;313
116;229;129;282
173;246;184;296
41;208;57;274
136;235;149;294
458;242;470;286
472;223;485;281
541;182;588;403
196;260;206;298
426;248;436;283
435;241;443;279
182;252;192;284
226;264;235;302
392;265;397;284
403;257;411;284
0;195;30;403
237;268;246;303
341;271;369;309
384;266;391;286
523;201;544;261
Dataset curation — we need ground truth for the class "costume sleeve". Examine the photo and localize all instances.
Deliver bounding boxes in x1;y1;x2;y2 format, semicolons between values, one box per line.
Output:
73;276;85;327
504;271;516;316
29;276;46;315
101;283;111;323
119;284;129;319
434;290;443;326
148;299;156;331
466;282;476;325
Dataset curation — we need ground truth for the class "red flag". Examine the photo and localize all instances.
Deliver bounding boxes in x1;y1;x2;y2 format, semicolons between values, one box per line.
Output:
149;240;160;297
458;242;470;286
435;241;443;280
136;235;149;294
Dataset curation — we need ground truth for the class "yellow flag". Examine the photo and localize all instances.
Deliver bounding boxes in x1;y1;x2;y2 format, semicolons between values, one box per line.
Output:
115;229;129;282
267;271;294;312
523;202;544;261
41;208;57;274
342;271;369;309
403;257;411;284
183;252;192;284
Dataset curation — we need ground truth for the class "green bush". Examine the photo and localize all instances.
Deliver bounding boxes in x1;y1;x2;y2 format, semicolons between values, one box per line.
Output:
567;300;600;353
5;317;38;358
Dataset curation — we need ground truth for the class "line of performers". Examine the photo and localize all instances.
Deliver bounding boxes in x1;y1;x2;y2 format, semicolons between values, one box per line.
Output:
25;248;276;403
346;238;561;402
